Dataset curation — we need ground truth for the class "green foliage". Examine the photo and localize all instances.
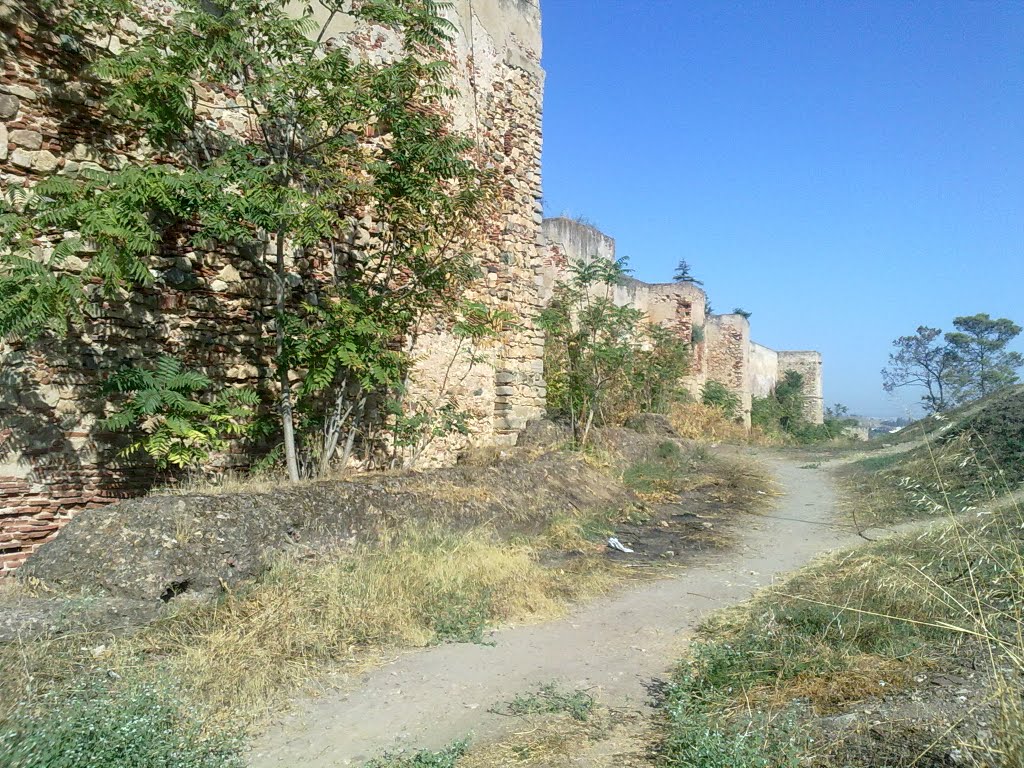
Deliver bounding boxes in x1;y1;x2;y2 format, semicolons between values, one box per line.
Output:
540;257;690;441
750;394;784;433
660;655;801;768
3;0;494;481
732;307;751;319
672;258;703;286
882;326;954;413
752;372;854;444
425;589;493;645
690;323;705;346
101;356;259;470
0;679;242;768
883;315;1022;412
364;741;469;768
700;381;740;420
503;683;595;722
945;313;1023;403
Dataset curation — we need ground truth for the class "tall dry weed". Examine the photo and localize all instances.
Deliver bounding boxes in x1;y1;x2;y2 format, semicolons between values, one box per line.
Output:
668;402;781;445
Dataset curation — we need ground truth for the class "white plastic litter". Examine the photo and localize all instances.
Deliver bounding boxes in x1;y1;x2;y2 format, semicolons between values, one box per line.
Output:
607;537;634;554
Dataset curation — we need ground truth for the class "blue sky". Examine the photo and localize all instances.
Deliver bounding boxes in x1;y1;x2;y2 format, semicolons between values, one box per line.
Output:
539;1;1024;418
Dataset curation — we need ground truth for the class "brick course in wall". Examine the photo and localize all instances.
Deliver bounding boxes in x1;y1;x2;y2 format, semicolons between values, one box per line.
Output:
0;0;547;574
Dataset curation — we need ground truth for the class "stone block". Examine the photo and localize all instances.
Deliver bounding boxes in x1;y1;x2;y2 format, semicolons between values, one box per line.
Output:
33;150;58;172
0;124;6;162
0;94;19;119
9;129;42;150
1;84;35;100
10;148;33;169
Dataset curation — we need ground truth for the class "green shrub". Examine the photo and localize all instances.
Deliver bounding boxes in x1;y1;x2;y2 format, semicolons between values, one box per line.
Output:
540;256;690;442
751;395;784;434
660;662;802;768
0;680;241;768
701;381;740;420
101;356;260;470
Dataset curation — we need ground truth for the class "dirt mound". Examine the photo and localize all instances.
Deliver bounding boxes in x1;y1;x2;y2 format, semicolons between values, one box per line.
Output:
20;449;632;603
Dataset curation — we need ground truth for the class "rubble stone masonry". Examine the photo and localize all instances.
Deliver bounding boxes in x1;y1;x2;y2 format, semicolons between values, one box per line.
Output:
0;0;546;573
0;1;823;575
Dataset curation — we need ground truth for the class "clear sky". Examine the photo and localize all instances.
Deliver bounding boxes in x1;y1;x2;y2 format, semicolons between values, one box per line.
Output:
539;1;1024;418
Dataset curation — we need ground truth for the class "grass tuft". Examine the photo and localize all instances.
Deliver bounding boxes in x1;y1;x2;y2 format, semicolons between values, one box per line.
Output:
501;683;595;722
364;740;469;768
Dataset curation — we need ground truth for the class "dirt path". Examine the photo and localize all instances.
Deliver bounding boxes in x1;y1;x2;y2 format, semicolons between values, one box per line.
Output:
248;451;861;767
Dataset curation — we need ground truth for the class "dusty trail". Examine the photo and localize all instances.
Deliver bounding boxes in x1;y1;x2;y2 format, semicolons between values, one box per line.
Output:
248;451;863;767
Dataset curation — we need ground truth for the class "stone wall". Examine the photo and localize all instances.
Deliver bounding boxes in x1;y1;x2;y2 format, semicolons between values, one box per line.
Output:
0;0;546;573
748;342;779;399
539;217;708;397
538;218;824;429
777;351;825;424
706;315;752;426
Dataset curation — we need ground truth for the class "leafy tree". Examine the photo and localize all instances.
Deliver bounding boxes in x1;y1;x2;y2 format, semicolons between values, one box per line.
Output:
882;316;1022;412
944;314;1023;403
0;0;490;481
881;327;955;413
732;308;751;319
672;259;703;286
102;356;260;470
540;257;689;444
752;370;825;441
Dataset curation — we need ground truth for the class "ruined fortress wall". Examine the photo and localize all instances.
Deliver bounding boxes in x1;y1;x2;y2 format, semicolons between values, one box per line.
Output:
706;315;752;426
777;351;825;424
0;0;546;573
538;218;824;427
538;218;708;396
748;342;779;399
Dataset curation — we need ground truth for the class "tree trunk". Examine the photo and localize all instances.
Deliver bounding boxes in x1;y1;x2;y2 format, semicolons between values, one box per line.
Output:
275;231;301;483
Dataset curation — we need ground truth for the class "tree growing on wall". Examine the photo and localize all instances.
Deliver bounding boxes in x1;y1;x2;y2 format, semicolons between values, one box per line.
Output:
672;259;703;286
0;0;493;481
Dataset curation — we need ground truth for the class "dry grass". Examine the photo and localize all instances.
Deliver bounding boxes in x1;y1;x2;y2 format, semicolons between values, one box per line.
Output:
656;429;1024;767
668;402;781;445
459;698;652;768
1;520;621;731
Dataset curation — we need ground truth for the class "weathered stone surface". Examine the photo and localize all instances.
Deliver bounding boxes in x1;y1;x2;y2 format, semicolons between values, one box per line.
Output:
1;84;35;100
0;595;165;643
8;129;41;150
0;94;18;119
32;149;58;172
9;147;33;169
0;124;7;162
